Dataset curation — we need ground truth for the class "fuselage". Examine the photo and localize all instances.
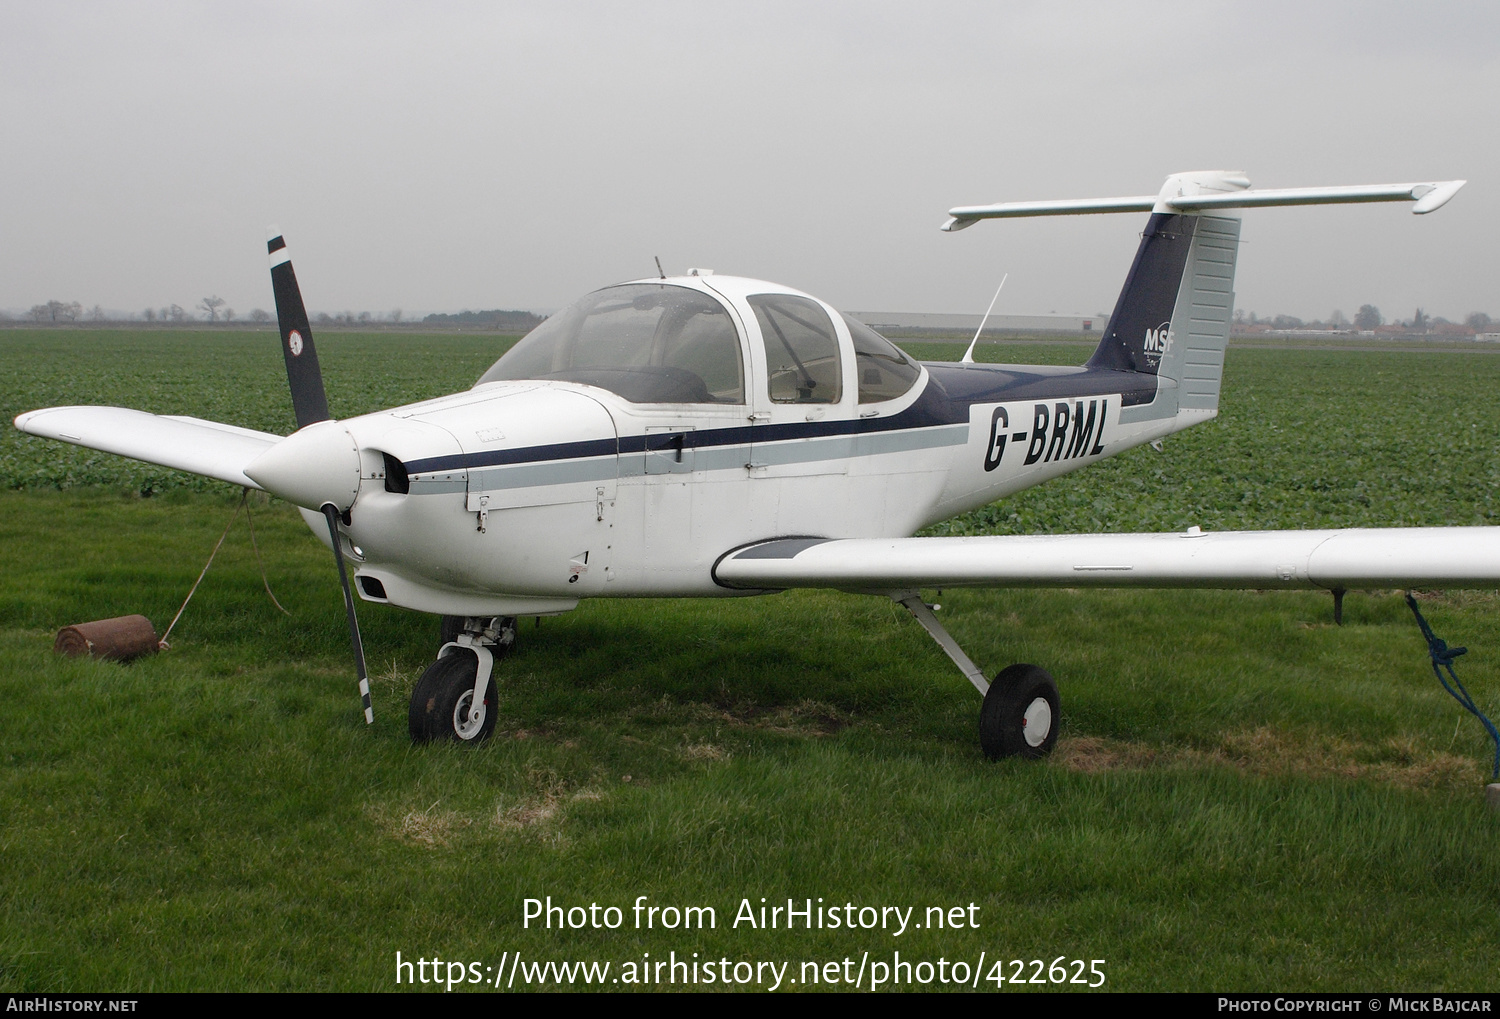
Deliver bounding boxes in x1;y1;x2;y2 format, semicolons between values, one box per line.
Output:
293;275;1204;617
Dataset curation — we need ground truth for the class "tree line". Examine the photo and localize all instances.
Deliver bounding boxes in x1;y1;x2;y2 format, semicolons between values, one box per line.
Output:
17;296;266;324
1233;306;1495;334
8;298;541;330
10;298;1494;336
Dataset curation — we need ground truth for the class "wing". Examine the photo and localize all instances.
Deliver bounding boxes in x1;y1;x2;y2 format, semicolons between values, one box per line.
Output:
14;406;283;489
713;529;1500;592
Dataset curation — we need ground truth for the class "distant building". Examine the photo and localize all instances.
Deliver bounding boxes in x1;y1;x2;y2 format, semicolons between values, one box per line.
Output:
847;311;1106;335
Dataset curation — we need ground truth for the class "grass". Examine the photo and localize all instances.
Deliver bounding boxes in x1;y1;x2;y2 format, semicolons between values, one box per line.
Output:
2;331;1499;991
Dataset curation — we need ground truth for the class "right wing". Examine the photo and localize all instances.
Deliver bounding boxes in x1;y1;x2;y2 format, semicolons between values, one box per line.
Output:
713;529;1500;592
14;406;284;489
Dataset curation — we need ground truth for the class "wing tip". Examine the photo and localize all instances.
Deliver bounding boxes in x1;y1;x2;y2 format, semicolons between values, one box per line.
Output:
1412;179;1466;214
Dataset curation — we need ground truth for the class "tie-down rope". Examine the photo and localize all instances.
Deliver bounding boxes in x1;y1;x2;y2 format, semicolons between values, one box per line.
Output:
158;488;290;650
1405;593;1500;782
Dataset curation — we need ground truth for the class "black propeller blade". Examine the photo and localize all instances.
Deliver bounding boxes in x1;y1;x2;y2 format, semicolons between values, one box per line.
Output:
267;230;332;429
322;504;373;725
267;229;370;724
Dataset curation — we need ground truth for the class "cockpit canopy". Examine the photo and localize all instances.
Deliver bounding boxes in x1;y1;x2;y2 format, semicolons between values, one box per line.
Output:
477;280;921;406
478;284;744;403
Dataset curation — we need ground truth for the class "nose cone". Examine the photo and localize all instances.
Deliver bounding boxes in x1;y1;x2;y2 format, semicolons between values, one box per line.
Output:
245;420;362;511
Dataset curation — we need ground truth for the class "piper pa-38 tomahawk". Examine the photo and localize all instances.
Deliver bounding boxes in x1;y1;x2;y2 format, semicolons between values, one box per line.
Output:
16;169;1492;759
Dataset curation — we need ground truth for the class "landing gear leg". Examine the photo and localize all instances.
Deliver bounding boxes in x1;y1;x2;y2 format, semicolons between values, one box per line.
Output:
893;592;989;695
410;616;516;743
892;591;1059;760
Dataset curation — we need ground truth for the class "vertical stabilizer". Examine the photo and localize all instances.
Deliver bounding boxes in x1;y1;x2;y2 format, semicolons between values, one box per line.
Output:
1087;209;1241;418
1086;171;1247;418
1086;212;1199;377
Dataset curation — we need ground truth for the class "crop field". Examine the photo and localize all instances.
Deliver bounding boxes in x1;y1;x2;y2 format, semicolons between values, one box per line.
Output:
3;329;1500;992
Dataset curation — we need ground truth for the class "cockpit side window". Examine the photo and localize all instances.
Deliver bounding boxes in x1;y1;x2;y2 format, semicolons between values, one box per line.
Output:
844;314;921;403
478;284;744;404
748;294;842;404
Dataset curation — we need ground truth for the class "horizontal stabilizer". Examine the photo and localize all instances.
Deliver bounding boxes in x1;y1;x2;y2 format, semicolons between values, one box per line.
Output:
944;174;1466;230
715;528;1500;592
1169;181;1466;213
14;406;283;489
943;195;1157;228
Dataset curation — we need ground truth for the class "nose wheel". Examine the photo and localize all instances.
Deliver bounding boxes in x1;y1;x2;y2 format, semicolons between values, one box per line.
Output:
410;616;516;743
409;652;497;742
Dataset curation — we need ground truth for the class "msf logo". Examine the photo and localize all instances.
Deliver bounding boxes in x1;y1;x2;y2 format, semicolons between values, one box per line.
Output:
1143;321;1173;357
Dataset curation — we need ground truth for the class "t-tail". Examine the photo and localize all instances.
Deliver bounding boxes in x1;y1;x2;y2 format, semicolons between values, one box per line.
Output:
944;170;1466;421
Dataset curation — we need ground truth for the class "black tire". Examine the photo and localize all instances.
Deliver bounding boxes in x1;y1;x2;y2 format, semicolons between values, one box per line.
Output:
979;663;1059;761
408;651;498;744
438;615;517;657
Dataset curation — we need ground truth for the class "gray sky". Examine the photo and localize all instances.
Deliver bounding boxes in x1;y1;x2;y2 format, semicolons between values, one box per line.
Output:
2;1;1495;322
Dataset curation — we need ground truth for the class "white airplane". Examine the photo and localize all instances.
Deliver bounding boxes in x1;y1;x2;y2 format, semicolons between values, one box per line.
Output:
16;170;1490;760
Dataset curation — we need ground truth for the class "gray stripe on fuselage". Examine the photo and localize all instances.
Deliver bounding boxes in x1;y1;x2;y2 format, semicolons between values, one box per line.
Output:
407;423;970;494
410;474;467;494
685;442;752;474
855;423;969;456
469;455;618;491
1117;387;1172;424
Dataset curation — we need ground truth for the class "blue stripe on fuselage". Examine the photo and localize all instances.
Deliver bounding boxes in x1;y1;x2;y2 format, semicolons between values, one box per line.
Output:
401;363;1158;476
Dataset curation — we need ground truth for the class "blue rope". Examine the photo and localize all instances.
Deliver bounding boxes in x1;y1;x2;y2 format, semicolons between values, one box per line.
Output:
1405;594;1500;782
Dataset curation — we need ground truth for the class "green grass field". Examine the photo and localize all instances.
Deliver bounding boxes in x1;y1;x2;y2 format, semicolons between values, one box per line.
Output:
2;330;1499;992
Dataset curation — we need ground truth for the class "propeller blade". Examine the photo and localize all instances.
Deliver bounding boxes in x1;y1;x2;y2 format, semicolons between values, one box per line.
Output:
267;229;332;429
321;503;372;724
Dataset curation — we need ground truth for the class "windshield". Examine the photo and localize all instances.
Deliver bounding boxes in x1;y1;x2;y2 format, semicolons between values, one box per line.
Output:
844;314;921;403
477;284;745;404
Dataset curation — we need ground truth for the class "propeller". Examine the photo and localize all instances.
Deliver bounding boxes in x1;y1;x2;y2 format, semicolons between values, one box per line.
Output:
266;229;372;724
267;229;332;429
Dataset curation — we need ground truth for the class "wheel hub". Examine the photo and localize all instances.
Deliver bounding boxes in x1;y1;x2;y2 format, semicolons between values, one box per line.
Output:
1022;696;1052;747
453;689;486;740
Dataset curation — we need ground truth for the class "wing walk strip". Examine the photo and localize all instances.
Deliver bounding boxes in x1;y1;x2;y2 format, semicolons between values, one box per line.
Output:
712;529;1500;591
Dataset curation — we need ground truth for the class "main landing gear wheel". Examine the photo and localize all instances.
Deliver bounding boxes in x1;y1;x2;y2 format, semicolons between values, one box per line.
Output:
980;663;1059;761
409;652;498;743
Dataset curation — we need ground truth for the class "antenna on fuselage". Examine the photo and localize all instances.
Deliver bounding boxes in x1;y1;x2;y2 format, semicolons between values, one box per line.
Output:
961;272;1008;364
654;256;666;280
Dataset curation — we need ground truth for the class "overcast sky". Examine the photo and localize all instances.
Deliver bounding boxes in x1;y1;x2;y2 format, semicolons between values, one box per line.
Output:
2;1;1495;322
